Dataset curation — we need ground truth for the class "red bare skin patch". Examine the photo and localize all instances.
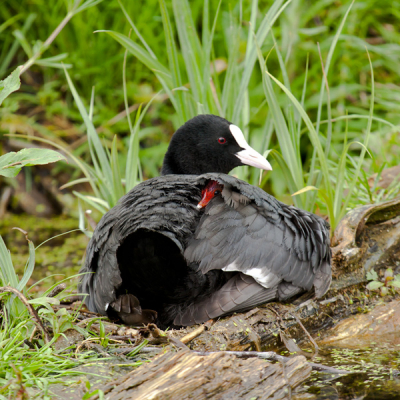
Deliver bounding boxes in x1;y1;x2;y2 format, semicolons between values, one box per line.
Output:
197;180;224;209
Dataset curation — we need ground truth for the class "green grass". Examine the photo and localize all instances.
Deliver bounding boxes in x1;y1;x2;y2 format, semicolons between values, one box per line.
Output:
0;229;146;398
0;232;82;397
0;318;94;399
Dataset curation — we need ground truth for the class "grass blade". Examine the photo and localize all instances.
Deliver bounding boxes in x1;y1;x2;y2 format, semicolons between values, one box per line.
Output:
172;0;203;106
159;0;187;124
232;0;291;122
265;70;332;208
63;66;115;205
110;135;124;201
339;48;374;222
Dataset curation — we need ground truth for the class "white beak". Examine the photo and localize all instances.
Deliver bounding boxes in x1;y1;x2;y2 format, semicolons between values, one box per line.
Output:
229;124;272;171
235;147;272;171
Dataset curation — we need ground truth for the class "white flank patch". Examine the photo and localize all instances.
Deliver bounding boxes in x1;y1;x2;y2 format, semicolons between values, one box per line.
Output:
245;268;281;288
244;267;265;281
222;261;281;288
222;261;239;272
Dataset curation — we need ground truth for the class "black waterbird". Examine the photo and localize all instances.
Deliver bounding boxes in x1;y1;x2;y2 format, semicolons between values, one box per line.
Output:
79;115;331;327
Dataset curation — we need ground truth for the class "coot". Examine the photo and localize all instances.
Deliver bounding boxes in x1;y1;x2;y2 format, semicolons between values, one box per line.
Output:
79;115;331;327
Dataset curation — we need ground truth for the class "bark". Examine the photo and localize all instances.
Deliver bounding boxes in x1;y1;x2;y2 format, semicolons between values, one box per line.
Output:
93;349;311;400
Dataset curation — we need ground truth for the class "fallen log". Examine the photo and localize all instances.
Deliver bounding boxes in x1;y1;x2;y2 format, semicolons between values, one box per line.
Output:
93;349;311;400
192;351;351;374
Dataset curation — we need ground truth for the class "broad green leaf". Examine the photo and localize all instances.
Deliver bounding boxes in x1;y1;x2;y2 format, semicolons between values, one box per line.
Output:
0;148;66;178
6;133;97;197
366;270;379;281
0;66;23;106
389;280;400;289
366;281;384;291
380;286;389;296
28;297;60;306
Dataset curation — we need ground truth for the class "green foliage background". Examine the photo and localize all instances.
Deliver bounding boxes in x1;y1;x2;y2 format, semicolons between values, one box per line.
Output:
1;0;400;217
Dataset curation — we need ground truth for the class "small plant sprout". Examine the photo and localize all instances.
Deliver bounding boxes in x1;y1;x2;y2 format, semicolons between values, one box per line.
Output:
366;268;400;297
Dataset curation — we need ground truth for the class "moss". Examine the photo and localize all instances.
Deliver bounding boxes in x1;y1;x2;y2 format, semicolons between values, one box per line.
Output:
1;214;88;291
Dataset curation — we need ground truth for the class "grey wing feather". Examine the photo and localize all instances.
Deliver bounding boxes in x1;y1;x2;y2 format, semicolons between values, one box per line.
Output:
188;173;332;301
173;273;277;326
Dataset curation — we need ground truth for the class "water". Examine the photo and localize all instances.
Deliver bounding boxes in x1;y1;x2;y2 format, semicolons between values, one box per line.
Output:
293;333;400;399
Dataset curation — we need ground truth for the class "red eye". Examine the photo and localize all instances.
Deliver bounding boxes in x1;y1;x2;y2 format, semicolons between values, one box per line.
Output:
218;137;226;144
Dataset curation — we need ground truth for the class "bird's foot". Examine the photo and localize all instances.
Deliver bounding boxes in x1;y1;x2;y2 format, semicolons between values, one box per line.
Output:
110;294;157;326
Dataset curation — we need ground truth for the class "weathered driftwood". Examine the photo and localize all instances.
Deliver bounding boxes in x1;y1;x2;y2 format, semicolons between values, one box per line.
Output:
331;197;400;277
93;349;311;400
192;351;351;374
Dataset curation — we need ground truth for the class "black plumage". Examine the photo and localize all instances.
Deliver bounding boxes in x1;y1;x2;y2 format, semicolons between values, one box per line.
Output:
79;115;331;327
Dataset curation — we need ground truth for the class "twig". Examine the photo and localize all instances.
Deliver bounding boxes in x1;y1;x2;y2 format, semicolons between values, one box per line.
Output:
48;283;66;298
76;317;109;328
169;337;189;350
180;325;205;344
75;337;101;355
180;319;216;344
109;346;162;355
29;326;37;342
192;351;352;374
0;286;51;343
290;312;319;353
268;305;288;329
108;335;139;342
59;295;82;304
20;8;75;75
